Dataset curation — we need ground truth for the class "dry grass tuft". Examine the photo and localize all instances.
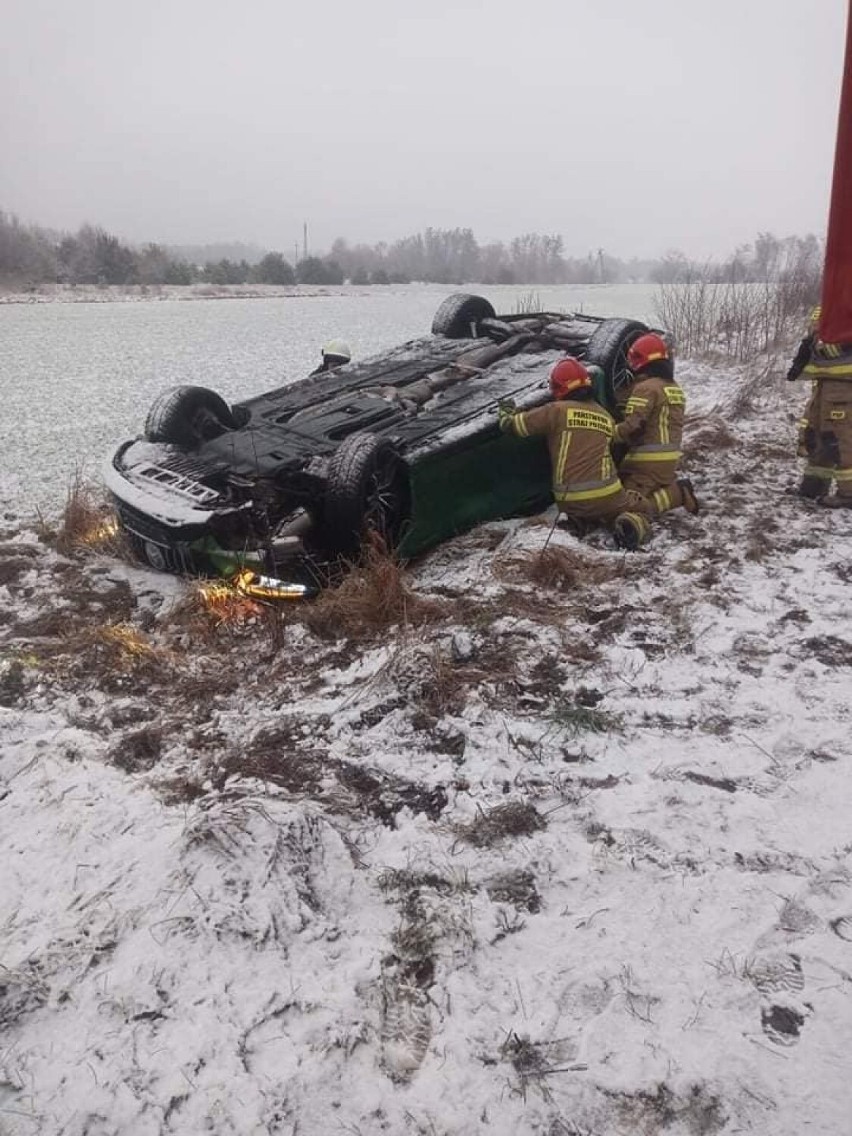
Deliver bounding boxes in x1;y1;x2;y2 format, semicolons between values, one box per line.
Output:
110;726;165;774
0;658;27;707
611;1081;727;1136
305;534;445;640
160;578;289;655
166;579;266;639
485;868;541;913
455;800;546;848
93;622;164;662
39;471;127;557
378;866;473;897
551;693;623;737
495;546;626;594
740;514;786;564
0;544;39;587
34;621;174;693
411;647;467;718
683;413;738;455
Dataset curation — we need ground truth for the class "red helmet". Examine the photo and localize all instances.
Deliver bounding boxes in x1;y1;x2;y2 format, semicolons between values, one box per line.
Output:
550;357;592;399
627;333;670;373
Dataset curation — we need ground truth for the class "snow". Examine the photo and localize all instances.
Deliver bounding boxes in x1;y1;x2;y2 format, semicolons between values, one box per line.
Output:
3;352;852;1134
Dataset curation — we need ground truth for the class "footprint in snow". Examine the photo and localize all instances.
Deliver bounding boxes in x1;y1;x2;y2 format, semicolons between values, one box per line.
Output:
747;952;812;1047
748;952;804;996
761;1004;806;1047
829;916;852;942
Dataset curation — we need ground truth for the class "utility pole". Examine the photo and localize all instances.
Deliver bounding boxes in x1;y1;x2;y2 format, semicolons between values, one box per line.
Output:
303;221;308;261
294;243;299;266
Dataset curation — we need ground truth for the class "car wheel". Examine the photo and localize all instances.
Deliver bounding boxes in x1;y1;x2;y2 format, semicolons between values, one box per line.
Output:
431;293;496;338
323;433;411;559
583;319;648;414
144;385;237;449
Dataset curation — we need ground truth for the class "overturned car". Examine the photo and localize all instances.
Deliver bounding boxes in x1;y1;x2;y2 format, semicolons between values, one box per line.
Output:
105;293;656;595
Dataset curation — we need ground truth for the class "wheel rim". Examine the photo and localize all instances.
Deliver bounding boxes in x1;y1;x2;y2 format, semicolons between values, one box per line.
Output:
611;337;637;401
363;452;408;545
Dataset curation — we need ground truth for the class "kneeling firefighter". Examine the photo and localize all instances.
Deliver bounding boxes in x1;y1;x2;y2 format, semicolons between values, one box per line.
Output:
787;306;852;506
498;356;655;549
614;333;699;516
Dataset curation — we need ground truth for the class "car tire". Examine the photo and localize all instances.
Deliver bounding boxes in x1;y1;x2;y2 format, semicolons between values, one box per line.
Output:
144;385;237;449
323;433;411;559
584;319;648;413
431;293;496;338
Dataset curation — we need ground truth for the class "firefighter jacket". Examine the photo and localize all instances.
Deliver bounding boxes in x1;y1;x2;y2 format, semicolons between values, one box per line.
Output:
614;377;685;466
794;322;852;495
503;398;621;506
803;339;852;380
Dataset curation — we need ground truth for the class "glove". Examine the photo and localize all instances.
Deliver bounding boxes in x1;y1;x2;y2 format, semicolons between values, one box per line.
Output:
787;337;812;381
497;402;516;433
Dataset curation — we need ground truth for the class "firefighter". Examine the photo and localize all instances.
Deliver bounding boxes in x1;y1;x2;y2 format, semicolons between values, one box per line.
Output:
311;339;352;375
497;356;653;549
614;333;699;516
787;306;852;506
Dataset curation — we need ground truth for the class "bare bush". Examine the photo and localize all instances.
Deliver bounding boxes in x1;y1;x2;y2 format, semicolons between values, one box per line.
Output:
654;245;820;362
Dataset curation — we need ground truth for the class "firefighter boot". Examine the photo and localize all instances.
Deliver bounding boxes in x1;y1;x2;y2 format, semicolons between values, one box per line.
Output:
559;514;595;539
677;478;700;515
613;511;652;551
799;475;829;500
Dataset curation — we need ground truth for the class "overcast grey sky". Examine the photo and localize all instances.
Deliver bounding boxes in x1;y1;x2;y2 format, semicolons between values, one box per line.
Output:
0;0;847;259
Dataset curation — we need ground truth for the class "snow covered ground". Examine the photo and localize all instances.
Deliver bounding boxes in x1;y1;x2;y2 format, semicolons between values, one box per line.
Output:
2;356;852;1135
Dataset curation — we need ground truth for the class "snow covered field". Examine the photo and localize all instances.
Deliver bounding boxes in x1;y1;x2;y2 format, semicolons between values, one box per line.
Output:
0;284;656;516
2;349;852;1135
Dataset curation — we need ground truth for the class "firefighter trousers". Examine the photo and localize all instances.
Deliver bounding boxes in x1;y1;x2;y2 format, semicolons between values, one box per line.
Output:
557;484;654;545
798;381;852;499
620;459;686;514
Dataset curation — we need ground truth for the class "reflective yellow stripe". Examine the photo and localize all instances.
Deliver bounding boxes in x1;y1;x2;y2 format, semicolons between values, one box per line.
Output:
798;418;810;427
818;341;842;358
835;468;852;481
830;410;847;420
555;481;623;502
616;512;652;541
653;488;672;512
556;430;572;483
625;397;649;411
514;415;529;438
621;451;682;464
663;386;686;406
659;405;670;444
804;466;835;479
804;362;852;376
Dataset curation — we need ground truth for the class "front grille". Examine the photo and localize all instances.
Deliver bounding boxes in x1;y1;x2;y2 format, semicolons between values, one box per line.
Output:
139;538;191;574
130;462;222;506
115;501;174;544
116;503;196;573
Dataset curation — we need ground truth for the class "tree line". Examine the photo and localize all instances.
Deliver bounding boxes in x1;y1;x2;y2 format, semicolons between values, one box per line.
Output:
0;209;823;292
